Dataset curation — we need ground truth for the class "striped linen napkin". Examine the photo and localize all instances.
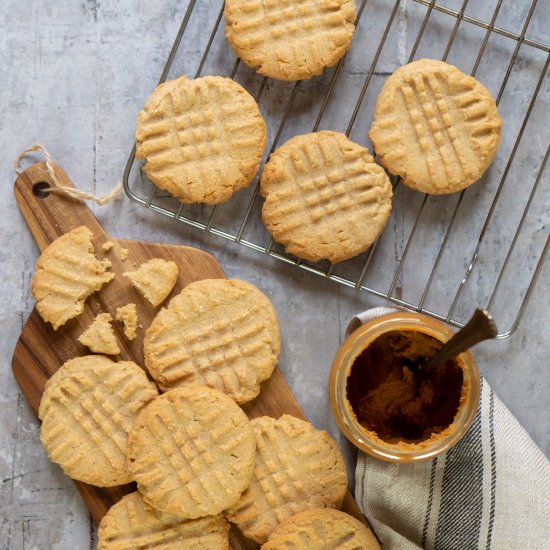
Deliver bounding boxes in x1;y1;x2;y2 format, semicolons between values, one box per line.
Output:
347;307;550;550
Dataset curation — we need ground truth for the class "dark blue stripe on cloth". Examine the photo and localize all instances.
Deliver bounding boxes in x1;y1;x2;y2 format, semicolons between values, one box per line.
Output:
486;388;497;549
422;456;438;548
434;383;484;550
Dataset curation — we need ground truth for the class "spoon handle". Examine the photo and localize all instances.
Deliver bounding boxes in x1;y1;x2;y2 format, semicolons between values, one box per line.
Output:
422;309;498;373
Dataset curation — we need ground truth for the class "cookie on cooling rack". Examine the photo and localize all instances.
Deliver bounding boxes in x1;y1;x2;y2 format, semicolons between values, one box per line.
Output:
144;279;280;404
39;355;158;487
127;386;256;519
225;414;348;544
123;258;178;307
224;0;356;81
261;508;381;550
260;131;392;263
98;491;230;550
369;59;502;194
32;226;114;330
135;75;266;204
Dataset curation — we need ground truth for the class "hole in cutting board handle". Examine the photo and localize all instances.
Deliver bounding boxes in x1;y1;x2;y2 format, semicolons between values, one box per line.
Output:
33;182;50;199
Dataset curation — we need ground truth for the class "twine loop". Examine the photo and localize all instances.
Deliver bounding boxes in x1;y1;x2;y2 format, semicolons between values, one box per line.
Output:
15;144;122;205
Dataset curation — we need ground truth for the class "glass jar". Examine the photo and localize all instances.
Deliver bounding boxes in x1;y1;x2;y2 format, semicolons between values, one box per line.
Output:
329;311;480;462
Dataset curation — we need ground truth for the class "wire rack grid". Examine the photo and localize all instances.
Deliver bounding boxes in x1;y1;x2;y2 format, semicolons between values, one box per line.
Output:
123;0;550;339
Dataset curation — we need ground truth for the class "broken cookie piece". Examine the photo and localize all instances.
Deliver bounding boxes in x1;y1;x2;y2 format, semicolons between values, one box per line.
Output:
32;226;114;330
123;259;178;307
116;303;138;341
78;313;120;355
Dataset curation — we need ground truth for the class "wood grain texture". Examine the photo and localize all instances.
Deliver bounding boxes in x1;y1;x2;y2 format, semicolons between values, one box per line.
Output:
12;162;365;549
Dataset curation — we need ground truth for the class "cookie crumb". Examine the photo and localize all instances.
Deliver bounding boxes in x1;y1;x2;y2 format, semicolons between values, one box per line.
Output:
78;313;120;355
120;248;129;261
102;241;114;252
123;259;178;307
116;303;138;341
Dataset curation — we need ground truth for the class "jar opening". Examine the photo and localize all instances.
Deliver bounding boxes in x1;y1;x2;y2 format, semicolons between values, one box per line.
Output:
346;330;463;444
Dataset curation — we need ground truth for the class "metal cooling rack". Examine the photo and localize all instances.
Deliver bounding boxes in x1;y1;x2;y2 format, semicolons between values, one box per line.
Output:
123;0;550;338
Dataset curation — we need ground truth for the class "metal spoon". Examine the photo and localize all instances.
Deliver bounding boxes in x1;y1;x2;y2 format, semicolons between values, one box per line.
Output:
421;309;498;373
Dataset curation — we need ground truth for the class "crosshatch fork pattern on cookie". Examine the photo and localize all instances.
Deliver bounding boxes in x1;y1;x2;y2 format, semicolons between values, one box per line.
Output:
266;137;387;227
137;79;258;183
235;0;350;43
227;415;347;542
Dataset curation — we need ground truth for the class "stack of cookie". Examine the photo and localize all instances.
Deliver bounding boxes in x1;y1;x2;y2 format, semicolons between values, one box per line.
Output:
31;228;380;548
134;1;501;266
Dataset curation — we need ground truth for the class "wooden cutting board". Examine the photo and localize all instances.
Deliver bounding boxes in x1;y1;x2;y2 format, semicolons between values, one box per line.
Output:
12;162;365;548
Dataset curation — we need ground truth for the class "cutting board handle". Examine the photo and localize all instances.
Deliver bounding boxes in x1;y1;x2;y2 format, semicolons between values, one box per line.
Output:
14;162;107;251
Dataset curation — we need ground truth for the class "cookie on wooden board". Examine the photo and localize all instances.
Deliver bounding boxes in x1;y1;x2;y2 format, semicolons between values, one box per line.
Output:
78;312;120;355
116;303;138;340
39;355;158;487
225;414;348;543
136;75;266;204
127;386;256;519
31;226;114;330
123;259;178;308
144;279;280;404
369;58;502;194
261;131;392;263
38;356;143;415
224;0;356;81
98;491;230;550
261;508;381;549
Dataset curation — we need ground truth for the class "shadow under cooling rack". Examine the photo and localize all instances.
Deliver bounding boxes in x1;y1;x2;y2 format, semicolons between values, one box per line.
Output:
124;0;550;339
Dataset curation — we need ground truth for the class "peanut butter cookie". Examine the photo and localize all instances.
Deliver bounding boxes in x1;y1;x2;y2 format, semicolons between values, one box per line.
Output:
98;491;230;549
136;75;266;204
369;59;502;194
78;313;120;355
144;279;280;404
224;0;356;81
262;508;380;549
127;386;256;519
226;415;348;543
123;259;178;308
261;131;392;263
39;355;158;487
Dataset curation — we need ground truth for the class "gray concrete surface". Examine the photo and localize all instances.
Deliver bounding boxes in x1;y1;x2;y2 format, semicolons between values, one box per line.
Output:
0;0;548;548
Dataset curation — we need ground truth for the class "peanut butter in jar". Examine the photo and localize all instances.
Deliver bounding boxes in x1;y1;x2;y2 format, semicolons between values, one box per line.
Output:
330;313;480;462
